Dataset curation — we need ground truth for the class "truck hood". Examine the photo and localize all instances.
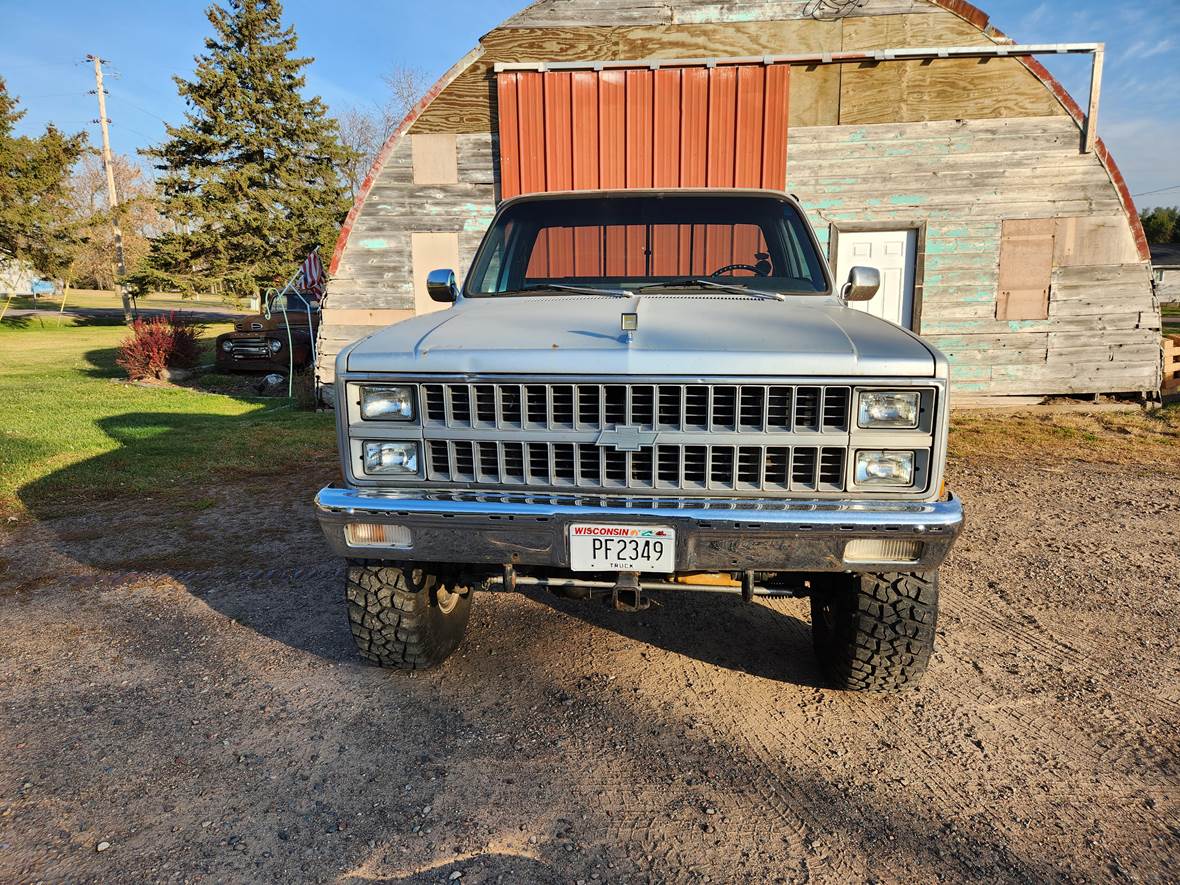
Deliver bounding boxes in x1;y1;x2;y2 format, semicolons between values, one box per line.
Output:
344;294;938;377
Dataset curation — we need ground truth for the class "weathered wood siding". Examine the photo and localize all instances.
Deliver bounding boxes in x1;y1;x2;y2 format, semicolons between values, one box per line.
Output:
319;133;497;394
501;0;941;27
789;117;1161;395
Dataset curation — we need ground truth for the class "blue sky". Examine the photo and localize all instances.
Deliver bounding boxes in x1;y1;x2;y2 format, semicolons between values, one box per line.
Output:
2;0;1177;207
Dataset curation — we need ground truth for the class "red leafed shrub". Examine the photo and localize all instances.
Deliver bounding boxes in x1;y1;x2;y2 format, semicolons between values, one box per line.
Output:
116;313;203;381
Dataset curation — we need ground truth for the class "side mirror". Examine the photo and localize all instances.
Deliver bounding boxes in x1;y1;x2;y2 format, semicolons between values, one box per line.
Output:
426;268;460;303
841;266;880;303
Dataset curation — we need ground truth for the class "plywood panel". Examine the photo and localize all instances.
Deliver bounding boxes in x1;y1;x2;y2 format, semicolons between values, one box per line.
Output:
839;13;1065;125
411;134;458;184
840;58;1065;125
410;232;461;316
788;66;840;127
412;20;836;134
1054;216;1140;268
998;218;1054;322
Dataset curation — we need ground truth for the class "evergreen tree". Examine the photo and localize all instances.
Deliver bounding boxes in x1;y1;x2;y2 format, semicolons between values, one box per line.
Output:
0;78;88;278
133;0;355;298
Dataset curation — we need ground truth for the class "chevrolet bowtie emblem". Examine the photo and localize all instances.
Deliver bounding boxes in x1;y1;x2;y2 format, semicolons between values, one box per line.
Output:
595;425;659;452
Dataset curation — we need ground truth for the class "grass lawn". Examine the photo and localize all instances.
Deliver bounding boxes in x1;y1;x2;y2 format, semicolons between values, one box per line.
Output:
0;315;334;517
949;402;1180;468
1164;304;1180;337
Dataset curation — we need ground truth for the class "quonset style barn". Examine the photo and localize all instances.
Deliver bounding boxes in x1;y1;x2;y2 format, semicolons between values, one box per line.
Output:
317;0;1162;402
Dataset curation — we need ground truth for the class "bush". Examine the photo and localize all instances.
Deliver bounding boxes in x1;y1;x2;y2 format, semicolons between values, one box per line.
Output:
116;312;203;380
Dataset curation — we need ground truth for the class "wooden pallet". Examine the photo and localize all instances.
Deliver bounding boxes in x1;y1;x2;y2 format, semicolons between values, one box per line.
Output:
1165;335;1180;395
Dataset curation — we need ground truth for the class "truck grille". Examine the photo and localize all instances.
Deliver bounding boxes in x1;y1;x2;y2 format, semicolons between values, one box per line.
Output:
228;336;271;357
425;441;846;493
422;383;850;433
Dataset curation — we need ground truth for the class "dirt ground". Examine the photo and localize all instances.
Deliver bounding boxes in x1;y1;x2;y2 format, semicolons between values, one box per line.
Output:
1;454;1177;883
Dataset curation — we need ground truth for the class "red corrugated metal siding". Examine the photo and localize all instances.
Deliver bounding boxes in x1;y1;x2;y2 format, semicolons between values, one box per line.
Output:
501;64;789;279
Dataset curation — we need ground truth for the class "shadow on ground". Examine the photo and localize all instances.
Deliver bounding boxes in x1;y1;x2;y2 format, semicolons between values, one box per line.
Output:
15;400;829;688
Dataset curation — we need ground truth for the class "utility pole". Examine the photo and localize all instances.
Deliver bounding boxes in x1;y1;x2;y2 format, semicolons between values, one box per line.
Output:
87;55;133;325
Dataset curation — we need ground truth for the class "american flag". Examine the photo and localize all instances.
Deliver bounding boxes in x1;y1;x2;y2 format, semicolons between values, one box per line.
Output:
298;249;326;298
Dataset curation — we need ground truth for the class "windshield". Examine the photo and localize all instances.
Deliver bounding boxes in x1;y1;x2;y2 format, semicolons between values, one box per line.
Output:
269;292;320;313
466;194;829;296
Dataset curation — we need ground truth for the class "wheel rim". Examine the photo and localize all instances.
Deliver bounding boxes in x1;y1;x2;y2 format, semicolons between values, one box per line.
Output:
436;584;461;614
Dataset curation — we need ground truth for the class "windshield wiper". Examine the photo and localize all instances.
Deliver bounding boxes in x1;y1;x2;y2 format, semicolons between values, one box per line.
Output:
514;283;632;298
635;278;785;301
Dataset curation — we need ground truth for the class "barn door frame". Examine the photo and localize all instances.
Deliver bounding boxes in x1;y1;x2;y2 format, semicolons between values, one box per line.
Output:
829;221;929;334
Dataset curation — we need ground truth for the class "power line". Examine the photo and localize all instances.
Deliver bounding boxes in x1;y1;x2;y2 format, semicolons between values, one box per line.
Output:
108;89;170;124
1133;184;1180;197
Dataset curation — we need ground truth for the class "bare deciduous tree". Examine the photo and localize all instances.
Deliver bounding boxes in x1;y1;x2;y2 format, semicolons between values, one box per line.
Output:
338;65;428;199
68;153;159;291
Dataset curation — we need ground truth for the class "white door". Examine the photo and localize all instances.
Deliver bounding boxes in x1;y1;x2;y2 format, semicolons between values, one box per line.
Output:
834;229;918;329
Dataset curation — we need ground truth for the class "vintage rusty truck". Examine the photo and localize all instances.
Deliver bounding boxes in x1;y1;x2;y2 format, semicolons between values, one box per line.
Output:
215;290;320;374
314;190;964;691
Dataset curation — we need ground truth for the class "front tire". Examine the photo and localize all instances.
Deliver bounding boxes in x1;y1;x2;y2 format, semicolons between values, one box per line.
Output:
810;571;938;691
345;563;473;669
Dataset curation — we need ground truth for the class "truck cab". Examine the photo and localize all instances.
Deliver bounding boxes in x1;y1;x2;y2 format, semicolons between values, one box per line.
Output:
315;190;963;691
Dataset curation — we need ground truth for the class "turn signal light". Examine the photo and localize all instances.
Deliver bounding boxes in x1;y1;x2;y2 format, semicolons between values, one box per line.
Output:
843;539;921;565
345;523;412;548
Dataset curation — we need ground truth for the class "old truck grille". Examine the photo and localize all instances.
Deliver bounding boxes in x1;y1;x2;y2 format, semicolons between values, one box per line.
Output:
416;383;852;494
426;440;846;493
422;383;850;433
228;336;271;357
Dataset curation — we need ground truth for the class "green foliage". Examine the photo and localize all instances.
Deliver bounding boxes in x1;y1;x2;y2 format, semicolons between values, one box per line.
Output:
1140;207;1179;244
132;0;356;298
0;78;88;277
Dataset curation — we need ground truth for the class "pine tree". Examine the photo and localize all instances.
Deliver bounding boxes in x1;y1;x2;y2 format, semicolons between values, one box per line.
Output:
0;78;88;278
133;0;355;298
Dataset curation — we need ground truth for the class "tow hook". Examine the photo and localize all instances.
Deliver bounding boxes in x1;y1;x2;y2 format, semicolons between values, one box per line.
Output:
612;572;650;612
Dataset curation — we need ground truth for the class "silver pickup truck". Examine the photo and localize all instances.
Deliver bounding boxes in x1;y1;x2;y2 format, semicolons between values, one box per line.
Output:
314;190;964;691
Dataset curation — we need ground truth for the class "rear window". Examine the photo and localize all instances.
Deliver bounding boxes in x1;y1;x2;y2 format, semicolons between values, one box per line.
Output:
467;194;829;296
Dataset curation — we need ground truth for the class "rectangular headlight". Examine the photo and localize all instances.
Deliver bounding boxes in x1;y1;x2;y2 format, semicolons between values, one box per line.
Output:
360;385;415;421
855;450;915;487
362;441;419;475
858;391;920;429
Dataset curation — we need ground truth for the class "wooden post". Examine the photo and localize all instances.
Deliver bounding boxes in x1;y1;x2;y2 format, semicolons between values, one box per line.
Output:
1084;45;1104;154
88;55;133;325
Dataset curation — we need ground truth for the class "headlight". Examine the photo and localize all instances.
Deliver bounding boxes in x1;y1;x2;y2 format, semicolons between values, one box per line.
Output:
858;391;920;429
360;385;415;421
362;441;419;475
221;340;233;352
855;450;915;487
269;339;282;353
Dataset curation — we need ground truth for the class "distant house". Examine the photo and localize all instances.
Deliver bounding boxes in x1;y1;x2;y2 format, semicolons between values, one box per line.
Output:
1151;244;1180;305
0;260;56;297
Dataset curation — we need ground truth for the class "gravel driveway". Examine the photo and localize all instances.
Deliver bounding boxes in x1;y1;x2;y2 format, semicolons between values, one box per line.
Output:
1;456;1177;883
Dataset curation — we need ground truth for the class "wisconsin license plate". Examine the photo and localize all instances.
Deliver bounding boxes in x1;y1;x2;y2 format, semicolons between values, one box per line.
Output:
568;524;676;573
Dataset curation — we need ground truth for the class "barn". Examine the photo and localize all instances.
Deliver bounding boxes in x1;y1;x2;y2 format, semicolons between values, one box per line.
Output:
317;0;1162;403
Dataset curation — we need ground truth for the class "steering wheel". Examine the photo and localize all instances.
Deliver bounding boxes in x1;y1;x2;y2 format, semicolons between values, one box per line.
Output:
710;263;767;277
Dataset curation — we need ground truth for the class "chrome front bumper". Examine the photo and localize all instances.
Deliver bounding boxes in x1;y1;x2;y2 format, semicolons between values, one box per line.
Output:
314;486;964;572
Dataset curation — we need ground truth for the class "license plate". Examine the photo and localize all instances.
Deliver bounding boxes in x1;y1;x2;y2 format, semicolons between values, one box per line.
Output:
568;524;676;573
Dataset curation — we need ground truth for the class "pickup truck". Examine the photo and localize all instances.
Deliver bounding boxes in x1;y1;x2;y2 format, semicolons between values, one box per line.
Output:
314;190;964;691
215;290;320;374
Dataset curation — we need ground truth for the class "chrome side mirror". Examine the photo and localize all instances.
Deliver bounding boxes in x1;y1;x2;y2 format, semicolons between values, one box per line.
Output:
841;266;880;303
426;268;460;303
